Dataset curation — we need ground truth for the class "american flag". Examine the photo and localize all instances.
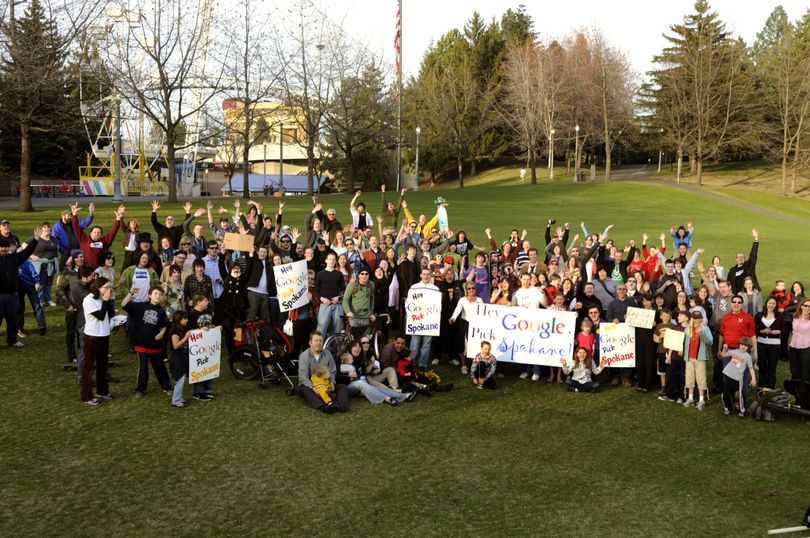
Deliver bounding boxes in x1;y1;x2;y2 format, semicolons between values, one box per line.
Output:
394;2;401;102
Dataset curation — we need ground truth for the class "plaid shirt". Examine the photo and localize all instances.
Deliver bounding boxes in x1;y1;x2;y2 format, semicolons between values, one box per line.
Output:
183;273;213;309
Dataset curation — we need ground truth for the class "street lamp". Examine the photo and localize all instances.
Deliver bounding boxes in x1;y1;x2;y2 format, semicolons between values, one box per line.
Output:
657;128;664;173
573;124;580;183
415;126;420;191
549;129;555;179
279;121;284;194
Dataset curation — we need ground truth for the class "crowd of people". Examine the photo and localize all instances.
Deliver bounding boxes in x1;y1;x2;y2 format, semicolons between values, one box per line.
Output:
0;184;808;416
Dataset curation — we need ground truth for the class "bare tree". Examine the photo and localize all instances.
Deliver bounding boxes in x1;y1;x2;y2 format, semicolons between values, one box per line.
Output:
275;0;336;196
586;29;635;181
1;0;101;211
101;0;222;202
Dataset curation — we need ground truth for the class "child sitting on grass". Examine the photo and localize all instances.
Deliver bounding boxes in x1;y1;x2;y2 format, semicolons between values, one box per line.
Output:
470;341;496;390
560;347;607;392
311;364;336;413
720;337;757;417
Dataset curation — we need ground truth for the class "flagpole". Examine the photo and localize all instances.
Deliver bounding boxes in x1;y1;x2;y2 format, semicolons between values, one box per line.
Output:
395;0;402;191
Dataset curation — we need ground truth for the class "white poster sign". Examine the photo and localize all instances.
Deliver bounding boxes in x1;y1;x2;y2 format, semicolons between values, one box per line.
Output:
624;307;655;329
466;303;576;366
274;260;310;312
405;288;442;336
599;322;636;368
188;326;222;384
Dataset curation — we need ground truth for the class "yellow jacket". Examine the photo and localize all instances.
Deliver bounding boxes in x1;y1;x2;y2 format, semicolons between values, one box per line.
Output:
310;374;333;405
402;207;438;238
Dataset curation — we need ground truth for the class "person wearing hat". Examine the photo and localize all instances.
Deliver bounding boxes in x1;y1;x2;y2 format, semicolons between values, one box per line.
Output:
52;205;95;270
0;219;21;251
682;309;713;410
56;250;88;362
435;196;449;234
133;232;161;272
150;200;191;249
0;227;40;347
70;202;125;269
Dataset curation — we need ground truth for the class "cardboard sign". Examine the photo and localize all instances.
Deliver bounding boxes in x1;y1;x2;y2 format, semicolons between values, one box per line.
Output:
405;288;442;336
273;260;309;312
599;323;636;368
625;307;655;329
663;328;684;352
188;326;221;384
465;303;576;366
222;232;255;252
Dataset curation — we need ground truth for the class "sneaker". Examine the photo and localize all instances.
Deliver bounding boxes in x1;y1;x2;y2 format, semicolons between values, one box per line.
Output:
461;366;469;375
657;389;665;397
386;398;400;407
48;301;57;307
519;372;529;380
11;341;24;348
172;402;186;409
98;393;113;401
431;359;439;366
696;400;705;411
737;411;745;418
17;330;26;339
83;398;100;406
477;384;483;390
658;395;674;402
405;391;417;402
723;408;731;416
162;389;173;396
133;391;144;398
193;394;212;401
683;398;695;408
531;373;540;382
321;404;336;414
39;328;46;336
676;398;684;404
449;359;460;366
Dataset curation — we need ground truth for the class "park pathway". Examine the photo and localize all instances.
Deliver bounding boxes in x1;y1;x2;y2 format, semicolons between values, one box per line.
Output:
608;165;810;226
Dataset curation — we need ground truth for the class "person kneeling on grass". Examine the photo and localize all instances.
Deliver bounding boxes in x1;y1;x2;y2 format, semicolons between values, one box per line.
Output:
123;286;172;398
720;337;757;418
560;347;607;392
471;340;497;390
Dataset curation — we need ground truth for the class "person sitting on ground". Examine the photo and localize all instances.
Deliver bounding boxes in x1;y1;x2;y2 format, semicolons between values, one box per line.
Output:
310;363;337;413
298;331;349;413
561;347;607;393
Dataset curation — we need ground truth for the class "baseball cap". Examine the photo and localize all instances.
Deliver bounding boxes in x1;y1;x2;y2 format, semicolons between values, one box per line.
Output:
690;311;703;319
0;219;9;225
444;256;454;264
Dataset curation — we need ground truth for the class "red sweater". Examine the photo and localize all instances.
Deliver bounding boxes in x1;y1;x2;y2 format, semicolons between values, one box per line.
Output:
72;215;121;269
719;312;755;348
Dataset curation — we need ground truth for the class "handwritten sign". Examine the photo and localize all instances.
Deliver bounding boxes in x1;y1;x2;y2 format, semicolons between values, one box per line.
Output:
222;232;255;252
465;303;575;366
599;323;636;368
405;288;442;336
188;326;221;383
273;260;309;312
663;328;684;353
625;307;655;329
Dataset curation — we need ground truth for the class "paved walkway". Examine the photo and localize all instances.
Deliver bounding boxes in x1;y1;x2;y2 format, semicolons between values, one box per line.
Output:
608;165;810;226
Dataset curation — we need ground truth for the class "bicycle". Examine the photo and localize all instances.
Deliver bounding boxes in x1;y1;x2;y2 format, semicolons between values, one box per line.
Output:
229;318;297;393
323;314;389;360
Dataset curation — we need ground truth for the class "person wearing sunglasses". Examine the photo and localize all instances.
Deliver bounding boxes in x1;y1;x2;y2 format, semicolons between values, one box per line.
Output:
718;293;756;403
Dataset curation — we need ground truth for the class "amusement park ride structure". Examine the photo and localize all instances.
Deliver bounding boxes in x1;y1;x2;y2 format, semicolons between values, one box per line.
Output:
78;1;216;198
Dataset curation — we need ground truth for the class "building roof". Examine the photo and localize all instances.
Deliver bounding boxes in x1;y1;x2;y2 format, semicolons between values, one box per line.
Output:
219;173;324;194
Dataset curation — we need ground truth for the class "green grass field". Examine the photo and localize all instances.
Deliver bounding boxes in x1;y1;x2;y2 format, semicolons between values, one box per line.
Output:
1;181;808;537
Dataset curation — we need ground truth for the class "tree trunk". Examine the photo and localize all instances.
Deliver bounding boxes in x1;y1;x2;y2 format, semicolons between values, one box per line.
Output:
676;148;683;184
306;144;316;196
457;152;464;189
529;148;537;185
689;154;696;174
604;140;612;182
781;145;788;197
18;119;33;212
696;157;703;186
792;133;801;194
242;142;251;199
470;158;476;177
166;141;178;203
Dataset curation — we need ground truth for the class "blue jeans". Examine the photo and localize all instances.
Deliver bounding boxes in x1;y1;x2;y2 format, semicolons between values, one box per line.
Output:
192;379;213;396
17;287;45;331
348;380;407;404
316;302;344;336
0;293;20;346
410;335;434;369
172;375;186;405
38;262;55;304
136;351;172;393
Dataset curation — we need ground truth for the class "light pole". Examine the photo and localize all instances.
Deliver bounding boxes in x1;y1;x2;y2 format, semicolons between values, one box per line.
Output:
279;121;284;194
657;128;664;173
262;143;267;195
549;129;555;179
573;124;580;183
415;126;420;190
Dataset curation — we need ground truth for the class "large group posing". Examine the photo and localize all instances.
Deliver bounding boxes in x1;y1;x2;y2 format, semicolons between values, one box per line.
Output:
1;184;809;416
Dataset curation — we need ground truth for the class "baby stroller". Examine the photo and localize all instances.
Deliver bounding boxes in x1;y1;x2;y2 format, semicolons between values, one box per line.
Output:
229;319;298;394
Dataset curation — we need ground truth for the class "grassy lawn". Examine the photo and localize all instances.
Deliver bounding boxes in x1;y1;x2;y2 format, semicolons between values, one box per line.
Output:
1;181;809;536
